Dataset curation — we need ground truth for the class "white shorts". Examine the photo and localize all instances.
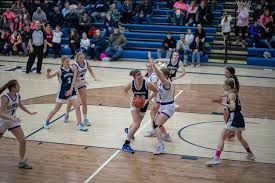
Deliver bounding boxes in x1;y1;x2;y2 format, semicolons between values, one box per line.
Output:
75;80;87;90
56;95;78;104
0;119;20;134
158;103;175;118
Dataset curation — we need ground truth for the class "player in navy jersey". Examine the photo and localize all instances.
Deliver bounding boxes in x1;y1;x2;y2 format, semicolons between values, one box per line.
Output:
43;56;87;131
207;78;255;166
64;52;97;126
0;80;37;169
149;58;175;155
122;69;158;154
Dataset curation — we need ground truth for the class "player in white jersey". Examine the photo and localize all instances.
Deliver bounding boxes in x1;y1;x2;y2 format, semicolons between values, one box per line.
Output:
149;58;175;155
0;80;37;169
43;56;87;131
64;52;97;126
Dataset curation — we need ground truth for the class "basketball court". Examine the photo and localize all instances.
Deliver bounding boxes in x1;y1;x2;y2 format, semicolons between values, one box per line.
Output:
0;55;275;182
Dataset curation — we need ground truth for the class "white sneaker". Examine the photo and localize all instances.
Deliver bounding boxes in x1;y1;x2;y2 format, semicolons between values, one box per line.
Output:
246;153;255;160
43;121;49;129
144;130;156;137
77;123;88;131
196;64;200;68
153;142;166;155
162;134;172;142
206;156;221;166
191;64;195;67
83;118;91;126
64;114;69;123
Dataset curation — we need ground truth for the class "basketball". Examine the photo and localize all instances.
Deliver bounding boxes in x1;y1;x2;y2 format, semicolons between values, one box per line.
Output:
133;96;145;108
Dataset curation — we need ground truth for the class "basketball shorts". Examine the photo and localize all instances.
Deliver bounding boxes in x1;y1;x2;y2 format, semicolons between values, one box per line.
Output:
225;111;245;131
75;80;87;90
158;103;175;118
130;102;149;114
0;119;20;134
56;88;77;104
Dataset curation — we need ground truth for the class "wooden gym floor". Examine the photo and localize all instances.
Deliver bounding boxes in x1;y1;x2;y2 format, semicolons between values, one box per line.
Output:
0;56;275;182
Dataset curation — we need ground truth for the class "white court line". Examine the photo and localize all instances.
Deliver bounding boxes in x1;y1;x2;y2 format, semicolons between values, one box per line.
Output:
84;90;184;183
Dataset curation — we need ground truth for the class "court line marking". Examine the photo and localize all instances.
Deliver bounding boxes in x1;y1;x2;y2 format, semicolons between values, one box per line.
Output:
84;90;184;183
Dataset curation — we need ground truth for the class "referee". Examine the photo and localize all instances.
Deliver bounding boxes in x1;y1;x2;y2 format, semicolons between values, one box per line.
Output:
26;21;47;74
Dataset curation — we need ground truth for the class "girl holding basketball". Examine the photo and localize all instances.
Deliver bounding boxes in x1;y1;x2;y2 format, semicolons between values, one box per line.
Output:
207;78;255;166
122;69;158;154
149;58;176;155
43;56;87;131
64;52;97;126
0;80;37;169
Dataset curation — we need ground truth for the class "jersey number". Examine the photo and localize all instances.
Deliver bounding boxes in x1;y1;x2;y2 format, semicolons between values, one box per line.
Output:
11;109;15;115
67;78;71;84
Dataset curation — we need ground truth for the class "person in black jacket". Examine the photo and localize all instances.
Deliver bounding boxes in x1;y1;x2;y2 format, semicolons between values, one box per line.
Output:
194;24;206;43
190;36;203;67
133;0;152;24
49;6;64;29
92;0;109;22
196;1;211;26
89;29;106;60
62;8;79;37
157;32;177;59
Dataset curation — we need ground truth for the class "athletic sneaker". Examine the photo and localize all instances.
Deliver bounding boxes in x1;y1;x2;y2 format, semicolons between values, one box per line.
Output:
246;153;256;160
144;130;156;137
122;143;135;154
124;128;135;140
77;123;88;131
206;156;221;166
43;121;49;129
18;160;32;169
64;114;69;123
153;142;166;155
83;118;91;126
162;134;172;142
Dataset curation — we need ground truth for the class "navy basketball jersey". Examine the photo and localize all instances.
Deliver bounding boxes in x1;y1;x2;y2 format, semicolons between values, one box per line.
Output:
59;67;75;90
167;58;179;78
227;93;242;112
131;79;149;99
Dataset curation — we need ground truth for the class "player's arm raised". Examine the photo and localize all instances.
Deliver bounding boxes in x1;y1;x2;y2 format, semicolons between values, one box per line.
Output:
46;68;59;79
150;58;171;89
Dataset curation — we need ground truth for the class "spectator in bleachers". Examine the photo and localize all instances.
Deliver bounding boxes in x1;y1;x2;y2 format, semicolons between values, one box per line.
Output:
22;19;31;30
221;12;232;46
52;26;63;58
103;14;117;36
235;2;250;47
0;29;11;55
259;9;273;48
133;0;152;24
176;34;189;66
41;0;53;18
69;29;80;59
0;15;10;30
121;0;134;23
80;32;90;55
11;0;22;15
194;24;205;43
49;6;64;29
75;2;85;16
21;25;32;56
157;32;177;59
196;0;211;26
107;3;121;24
2;8;16;23
186;1;198;26
79;11;94;34
19;7;31;22
10;16;23;32
62;8;79;36
62;1;70;17
32;7;47;22
248;20;261;47
90;29;106;60
190;36;203;67
92;0;109;22
10;30;23;55
44;24;53;57
105;28;128;61
184;29;194;64
173;0;188;26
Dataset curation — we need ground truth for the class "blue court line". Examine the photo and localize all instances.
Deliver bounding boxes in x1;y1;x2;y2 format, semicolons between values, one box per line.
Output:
178;121;260;154
25;108;75;139
0;59;274;80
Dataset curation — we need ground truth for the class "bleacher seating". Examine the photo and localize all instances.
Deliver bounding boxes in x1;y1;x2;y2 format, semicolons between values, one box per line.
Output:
247;48;275;67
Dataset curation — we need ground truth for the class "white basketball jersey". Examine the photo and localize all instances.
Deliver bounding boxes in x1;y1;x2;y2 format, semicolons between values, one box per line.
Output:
157;80;174;103
146;72;158;84
1;93;20;117
74;60;88;81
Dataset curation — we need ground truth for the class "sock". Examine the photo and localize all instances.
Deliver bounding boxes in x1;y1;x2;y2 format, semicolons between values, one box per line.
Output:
245;147;252;153
125;140;130;145
84;114;87;119
215;150;222;157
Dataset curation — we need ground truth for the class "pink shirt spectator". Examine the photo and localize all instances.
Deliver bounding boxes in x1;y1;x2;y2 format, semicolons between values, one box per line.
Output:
173;2;188;12
259;15;273;26
2;11;16;22
236;7;249;27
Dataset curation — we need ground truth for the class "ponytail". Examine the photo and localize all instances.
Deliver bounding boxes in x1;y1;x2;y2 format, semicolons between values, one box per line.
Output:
0;80;18;94
129;69;141;77
232;75;240;92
